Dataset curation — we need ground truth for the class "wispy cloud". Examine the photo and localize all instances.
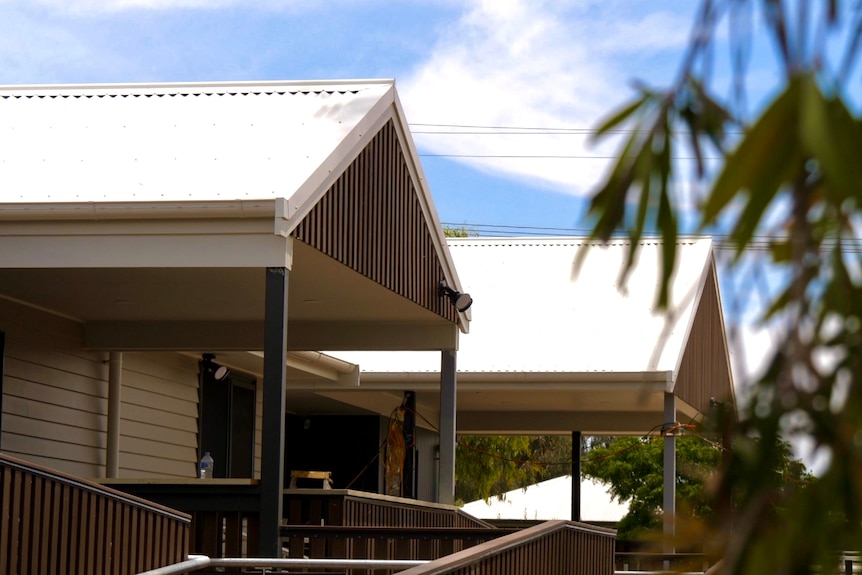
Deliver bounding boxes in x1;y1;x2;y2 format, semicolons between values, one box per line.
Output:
0;0;458;15
0;0;306;13
399;0;694;197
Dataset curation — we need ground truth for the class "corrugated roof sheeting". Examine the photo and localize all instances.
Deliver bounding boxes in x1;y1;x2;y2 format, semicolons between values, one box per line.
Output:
0;81;391;203
451;237;717;374
341;238;720;376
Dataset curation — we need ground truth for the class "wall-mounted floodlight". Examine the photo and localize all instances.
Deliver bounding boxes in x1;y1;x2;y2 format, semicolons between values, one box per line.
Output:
201;353;231;381
439;281;473;312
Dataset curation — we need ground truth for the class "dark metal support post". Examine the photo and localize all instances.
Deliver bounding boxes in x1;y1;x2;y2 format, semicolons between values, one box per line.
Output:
439;350;457;505
0;331;5;451
403;390;417;499
259;267;289;557
571;431;582;522
663;392;676;563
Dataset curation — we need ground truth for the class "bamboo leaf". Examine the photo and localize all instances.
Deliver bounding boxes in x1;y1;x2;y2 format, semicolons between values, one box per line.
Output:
590;91;653;141
799;76;862;203
703;76;804;253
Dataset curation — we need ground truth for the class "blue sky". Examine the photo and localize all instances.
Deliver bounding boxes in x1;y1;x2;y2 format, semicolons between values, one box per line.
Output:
0;0;698;231
0;0;790;382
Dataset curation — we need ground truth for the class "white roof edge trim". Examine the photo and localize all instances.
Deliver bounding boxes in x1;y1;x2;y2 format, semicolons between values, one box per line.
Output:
668;237;715;391
355;370;672;385
443;235;714;247
301;378;670;393
0;78;395;96
282;83;396;232
389;85;471;334
0;199;282;221
242;350;360;386
706;254;736;405
272;81;470;334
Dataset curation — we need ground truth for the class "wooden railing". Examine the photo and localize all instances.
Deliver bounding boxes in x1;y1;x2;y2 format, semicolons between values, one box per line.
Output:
394;520;616;575
0;452;190;575
616;551;712;573
97;478;261;559
282;489;495;562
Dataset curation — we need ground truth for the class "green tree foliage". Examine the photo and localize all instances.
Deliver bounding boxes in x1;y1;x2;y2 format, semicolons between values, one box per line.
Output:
583;435;808;541
455;435;572;504
443;225;474;238
587;1;862;572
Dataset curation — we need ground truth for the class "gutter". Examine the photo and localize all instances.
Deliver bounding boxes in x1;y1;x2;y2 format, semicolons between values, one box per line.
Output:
0;199;282;221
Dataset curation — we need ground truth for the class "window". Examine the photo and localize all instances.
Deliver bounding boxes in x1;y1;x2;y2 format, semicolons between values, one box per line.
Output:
198;357;256;478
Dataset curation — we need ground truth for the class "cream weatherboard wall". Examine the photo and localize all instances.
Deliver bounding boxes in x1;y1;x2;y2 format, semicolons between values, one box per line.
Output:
115;352;199;478
1;298;108;478
0;297;260;480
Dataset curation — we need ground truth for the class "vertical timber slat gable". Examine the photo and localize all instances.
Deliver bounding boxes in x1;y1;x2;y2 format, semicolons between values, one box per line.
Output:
675;263;733;412
292;120;456;322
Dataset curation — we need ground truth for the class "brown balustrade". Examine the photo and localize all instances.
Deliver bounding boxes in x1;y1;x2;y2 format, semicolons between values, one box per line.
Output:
0;452;190;575
282;489;495;563
395;520;617;575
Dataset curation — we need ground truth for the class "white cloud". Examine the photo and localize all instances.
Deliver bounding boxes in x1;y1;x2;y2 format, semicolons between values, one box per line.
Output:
0;0;456;14
1;0;275;11
399;0;695;197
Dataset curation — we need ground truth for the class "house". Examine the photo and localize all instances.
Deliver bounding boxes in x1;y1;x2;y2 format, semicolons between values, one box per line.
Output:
334;236;735;525
461;476;629;523
0;79;476;563
0;79;730;574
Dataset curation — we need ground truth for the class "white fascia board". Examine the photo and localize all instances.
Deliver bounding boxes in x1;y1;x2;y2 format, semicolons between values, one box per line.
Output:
0;78;394;97
183;349;360;386
0;234;291;268
0;199;294;268
670;237;715;386
388;85;471;334
707;254;736;405
290;369;673;392
287;351;360;387
0;199;281;221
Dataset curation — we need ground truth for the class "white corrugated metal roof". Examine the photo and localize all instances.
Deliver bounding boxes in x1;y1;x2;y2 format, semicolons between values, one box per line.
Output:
461;475;628;522
0;79;394;203
338;237;713;376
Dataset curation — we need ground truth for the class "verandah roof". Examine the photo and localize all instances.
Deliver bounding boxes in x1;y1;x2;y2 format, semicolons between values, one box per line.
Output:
0;79;469;351
327;237;735;434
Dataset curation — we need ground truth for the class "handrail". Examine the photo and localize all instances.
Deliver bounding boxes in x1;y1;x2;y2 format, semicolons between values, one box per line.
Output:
1;452;190;575
396;520;616;575
280;525;517;539
0;452;189;522
135;555;428;575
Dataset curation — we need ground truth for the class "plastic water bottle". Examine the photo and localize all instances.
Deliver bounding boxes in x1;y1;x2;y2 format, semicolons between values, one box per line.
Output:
199;451;214;479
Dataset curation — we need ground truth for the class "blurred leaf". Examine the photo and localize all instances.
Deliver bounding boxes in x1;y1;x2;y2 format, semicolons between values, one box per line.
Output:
703;75;804;254
590;90;653;141
798;76;862;204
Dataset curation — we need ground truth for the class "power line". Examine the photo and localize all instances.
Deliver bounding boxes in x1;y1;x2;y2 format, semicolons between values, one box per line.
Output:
409;121;746;136
420;153;719;160
441;222;862;250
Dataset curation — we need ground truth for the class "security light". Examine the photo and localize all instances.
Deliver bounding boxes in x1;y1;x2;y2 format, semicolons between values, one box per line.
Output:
439;281;473;312
201;353;231;381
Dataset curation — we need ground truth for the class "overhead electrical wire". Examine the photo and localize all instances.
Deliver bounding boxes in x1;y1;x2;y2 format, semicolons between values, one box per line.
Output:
440;222;862;251
409;121;745;136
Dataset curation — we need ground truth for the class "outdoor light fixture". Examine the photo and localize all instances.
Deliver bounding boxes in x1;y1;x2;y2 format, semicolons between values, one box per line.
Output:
439;281;473;312
201;353;231;382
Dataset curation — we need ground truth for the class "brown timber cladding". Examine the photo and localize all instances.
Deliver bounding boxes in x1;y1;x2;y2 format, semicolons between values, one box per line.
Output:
292;120;456;323
675;262;733;413
395;520;616;575
0;452;190;575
